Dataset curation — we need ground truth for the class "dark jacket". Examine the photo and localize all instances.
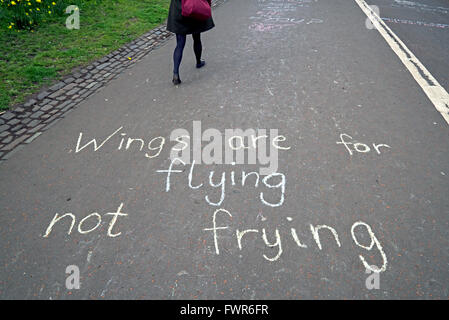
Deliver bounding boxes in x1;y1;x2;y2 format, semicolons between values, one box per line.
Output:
167;0;215;35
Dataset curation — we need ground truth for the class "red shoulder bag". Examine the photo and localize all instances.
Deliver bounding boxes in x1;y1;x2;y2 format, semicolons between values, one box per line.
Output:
181;0;212;21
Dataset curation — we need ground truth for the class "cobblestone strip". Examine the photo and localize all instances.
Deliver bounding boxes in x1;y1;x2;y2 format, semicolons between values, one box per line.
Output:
0;0;227;162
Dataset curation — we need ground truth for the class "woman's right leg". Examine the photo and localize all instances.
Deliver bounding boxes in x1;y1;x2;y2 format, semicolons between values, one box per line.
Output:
173;34;187;83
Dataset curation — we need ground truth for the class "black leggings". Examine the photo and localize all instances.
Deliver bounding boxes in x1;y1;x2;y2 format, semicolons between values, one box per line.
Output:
173;33;202;75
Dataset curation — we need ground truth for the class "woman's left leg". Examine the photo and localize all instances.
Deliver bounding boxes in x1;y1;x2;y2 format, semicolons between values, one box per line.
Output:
192;33;206;68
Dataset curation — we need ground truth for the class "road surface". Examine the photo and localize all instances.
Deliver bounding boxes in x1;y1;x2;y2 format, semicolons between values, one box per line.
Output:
0;0;448;299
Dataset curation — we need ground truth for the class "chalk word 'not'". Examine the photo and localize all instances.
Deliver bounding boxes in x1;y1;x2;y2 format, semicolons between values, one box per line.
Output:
43;203;128;238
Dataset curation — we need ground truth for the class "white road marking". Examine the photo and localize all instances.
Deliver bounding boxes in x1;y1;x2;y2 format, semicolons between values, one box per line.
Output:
354;0;449;125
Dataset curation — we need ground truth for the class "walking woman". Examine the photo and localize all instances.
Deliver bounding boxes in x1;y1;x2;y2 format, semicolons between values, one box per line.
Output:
167;0;215;85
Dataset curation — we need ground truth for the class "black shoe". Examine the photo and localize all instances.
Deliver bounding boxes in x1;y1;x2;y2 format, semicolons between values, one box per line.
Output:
196;60;206;69
172;73;181;85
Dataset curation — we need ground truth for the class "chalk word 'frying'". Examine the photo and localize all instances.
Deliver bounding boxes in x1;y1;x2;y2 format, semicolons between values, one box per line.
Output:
204;209;388;273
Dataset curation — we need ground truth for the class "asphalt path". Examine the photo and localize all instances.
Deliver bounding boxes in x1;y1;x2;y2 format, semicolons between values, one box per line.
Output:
0;0;448;299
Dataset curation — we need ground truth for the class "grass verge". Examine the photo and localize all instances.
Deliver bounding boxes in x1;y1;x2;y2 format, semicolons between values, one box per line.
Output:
0;0;170;111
